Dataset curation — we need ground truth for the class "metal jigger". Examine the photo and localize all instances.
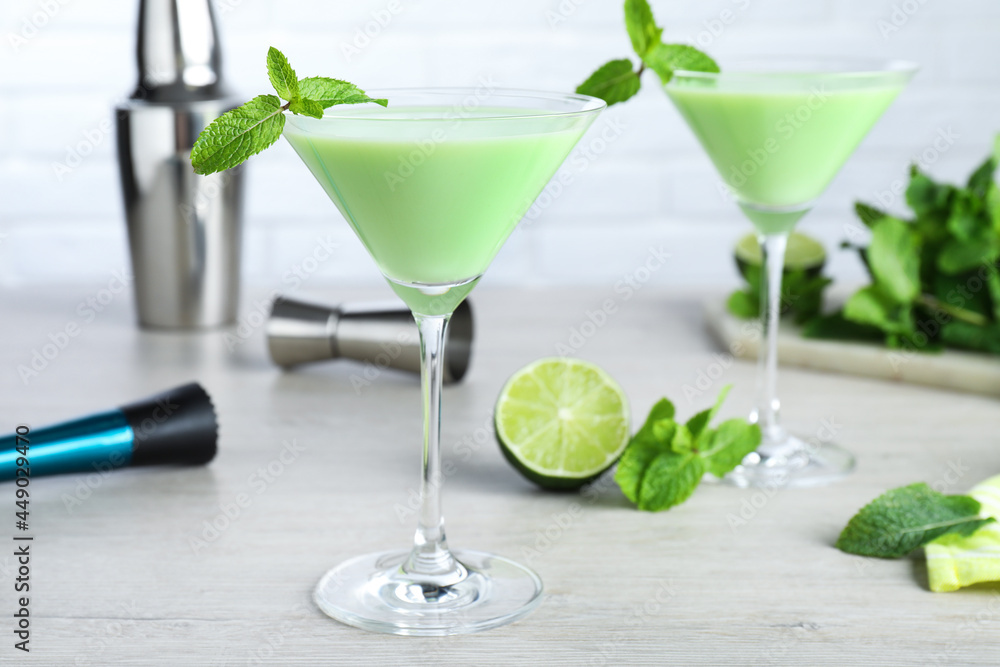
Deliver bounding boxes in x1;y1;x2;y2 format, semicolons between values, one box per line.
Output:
115;0;245;329
267;297;473;384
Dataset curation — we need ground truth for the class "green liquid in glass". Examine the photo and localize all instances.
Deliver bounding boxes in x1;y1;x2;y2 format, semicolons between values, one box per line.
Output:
666;79;903;234
284;106;588;313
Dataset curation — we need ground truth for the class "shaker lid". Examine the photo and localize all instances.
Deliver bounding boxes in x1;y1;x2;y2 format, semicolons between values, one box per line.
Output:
131;0;230;103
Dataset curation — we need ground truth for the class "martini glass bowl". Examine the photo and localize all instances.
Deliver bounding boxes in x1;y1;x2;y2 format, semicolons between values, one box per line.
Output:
664;57;917;488
282;89;605;635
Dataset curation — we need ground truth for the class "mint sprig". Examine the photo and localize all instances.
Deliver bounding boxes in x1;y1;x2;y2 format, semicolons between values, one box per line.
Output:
614;386;761;512
577;0;719;106
727;136;1000;355
190;47;387;175
836;483;994;558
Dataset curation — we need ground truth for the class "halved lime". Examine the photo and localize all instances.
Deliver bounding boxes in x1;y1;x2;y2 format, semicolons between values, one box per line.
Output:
734;231;826;278
494;358;630;490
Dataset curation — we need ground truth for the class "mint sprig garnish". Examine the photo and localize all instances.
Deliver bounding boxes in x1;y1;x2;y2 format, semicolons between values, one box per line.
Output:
577;0;719;106
614;386;761;512
190;47;387;175
836;483;994;558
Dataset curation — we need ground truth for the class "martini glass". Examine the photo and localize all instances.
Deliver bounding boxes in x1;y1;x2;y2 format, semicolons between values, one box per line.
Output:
283;89;604;634
664;58;916;488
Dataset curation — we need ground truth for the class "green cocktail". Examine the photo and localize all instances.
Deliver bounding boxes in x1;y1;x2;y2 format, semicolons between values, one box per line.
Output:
284;89;604;635
285;106;591;315
667;80;904;233
665;58;916;487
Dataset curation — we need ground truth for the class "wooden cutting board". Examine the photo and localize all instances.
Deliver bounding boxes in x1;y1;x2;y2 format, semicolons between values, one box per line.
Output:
703;298;1000;397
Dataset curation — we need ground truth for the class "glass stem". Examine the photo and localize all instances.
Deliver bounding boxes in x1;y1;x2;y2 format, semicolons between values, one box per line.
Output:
404;313;465;584
752;232;788;445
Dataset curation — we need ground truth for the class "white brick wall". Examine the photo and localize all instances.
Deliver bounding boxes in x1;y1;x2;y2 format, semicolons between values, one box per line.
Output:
2;0;998;292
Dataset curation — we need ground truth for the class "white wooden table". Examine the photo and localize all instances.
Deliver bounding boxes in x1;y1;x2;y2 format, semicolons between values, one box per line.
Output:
3;285;1000;666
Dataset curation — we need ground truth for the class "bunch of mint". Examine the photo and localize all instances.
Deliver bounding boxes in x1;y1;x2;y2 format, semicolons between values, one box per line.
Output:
805;137;1000;353
190;47;385;175
837;483;993;558
615;386;761;512
577;0;718;106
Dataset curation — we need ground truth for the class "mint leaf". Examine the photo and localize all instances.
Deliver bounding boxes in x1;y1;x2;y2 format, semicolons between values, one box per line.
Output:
267;46;300;101
987;183;1000;232
614;428;705;512
945;190;985;242
836;483;994;558
941;321;1000;354
686;384;731;440
843;285;911;335
624;0;662;58
635;453;704;511
299;77;388;108
700;418;762;478
576;59;641;106
669;423;693;454
614;434;666;504
906;168;954;218
643;43;719;84
937;236;999;274
639;398;676;430
802;312;884;342
855;201;888;228
966;154;996;199
651;419;677;448
868;217;921;303
288;97;324;119
727;289;758;319
190;94;285;175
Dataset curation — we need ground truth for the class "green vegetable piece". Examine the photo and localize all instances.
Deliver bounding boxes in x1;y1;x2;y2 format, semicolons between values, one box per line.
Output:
801;313;884;342
576;59;642;106
966;154;996;199
700;419;762;478
867;217;921;303
986;183;1000;233
937;236;998;275
670;423;694;454
906;167;954;217
941;321;1000;354
299;77;388;108
726;289;758;319
624;0;662;58
190;94;285;175
288;97;324;119
836;483;993;558
843;286;895;329
685;384;731;440
634;453;705;512
945;190;985;242
266;46;300;101
855;201;888;228
643;43;719;84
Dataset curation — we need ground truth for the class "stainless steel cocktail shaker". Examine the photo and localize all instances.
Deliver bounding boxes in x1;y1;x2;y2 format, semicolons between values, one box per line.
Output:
115;0;244;329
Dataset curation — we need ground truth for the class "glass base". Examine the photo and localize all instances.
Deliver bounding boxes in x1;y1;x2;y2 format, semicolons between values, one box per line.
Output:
723;430;855;488
314;549;543;636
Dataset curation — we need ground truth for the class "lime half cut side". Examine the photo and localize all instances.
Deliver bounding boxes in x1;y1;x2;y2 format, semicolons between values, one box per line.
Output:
495;358;630;490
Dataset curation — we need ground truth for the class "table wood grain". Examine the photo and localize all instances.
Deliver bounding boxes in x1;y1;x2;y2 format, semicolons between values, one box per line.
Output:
2;285;999;666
